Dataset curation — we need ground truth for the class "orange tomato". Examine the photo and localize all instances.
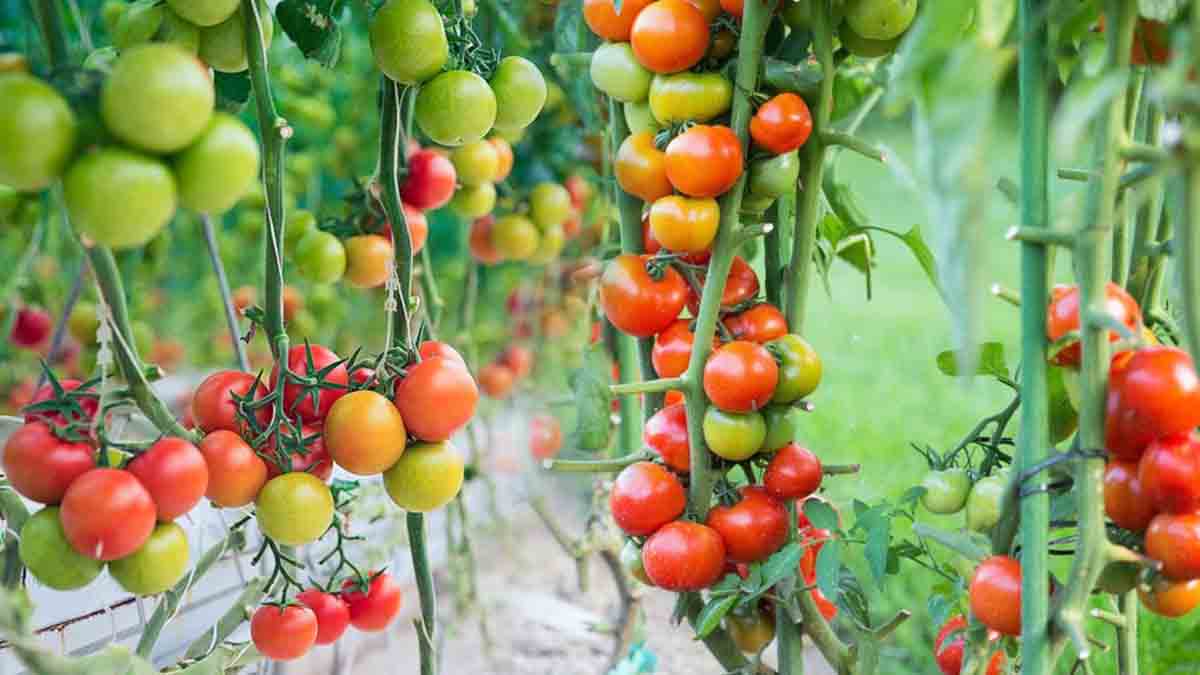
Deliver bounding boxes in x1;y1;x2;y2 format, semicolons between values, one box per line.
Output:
489;137;514;181
344;234;393;289
665;125;743;198
583;0;655;40
1141;577;1200;617
630;0;710;74
750;93;814;154
616;132;673;203
469;215;504;264
648;195;719;253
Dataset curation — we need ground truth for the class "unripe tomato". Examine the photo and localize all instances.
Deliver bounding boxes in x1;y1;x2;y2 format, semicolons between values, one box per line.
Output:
191;370;270;434
394;356;478;441
324;391;407;475
490;56;547;131
415;70;497;147
344;234;394;289
1140;577;1200;617
478;362;516;398
642;521;725;590
64;148;177;250
489;137;515;181
492;215;541;260
0;73;77;191
127;437;208;521
529;223;566;264
10;306;50;349
383;441;464;511
1106;346;1200;459
969;556;1022;636
450;140;500;187
844;0;916;40
600;255;688;337
648;72;733;124
297;590;350;645
295;231;346;284
664;125;743;198
166;0;239;26
583;0;653;40
704;341;779;412
621;539;653;584
840;23;902;58
624;101;661;134
769;333;822;403
103;43;213;153
610;461;686;536
1104;459;1155;531
174;112;259;214
1046;282;1141;367
1131;19;1171;66
645;403;691;471
707;486;788;562
727;604;776;654
920;468;970;514
341;572;403;631
1138;433;1200;513
109;522;189;596
530;415;563;460
703;408;767;461
3;422;94;505
271;344;349;423
198;1;273;73
369;0;448;85
616;132;673;202
20;506;103;590
60;469;156;561
251;604;318;661
965;474;1006;532
749;150;801;199
199;430;268;507
66;302;97;346
648;195;719;253
402;149;457;210
725;304;787;344
1146;512;1200;580
761;405;800;452
256;472;334;545
530;182;572;229
764;443;822;500
750;94;813;155
631;0;710;74
590;42;653;103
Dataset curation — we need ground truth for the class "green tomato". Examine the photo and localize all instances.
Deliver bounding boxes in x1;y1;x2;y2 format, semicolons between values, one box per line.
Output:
965;474;1007;532
102;43;214;153
113;1;165;49
102;1;127;34
109;522;189;596
285;208;318;255
761;405;800;452
131;320;155;357
768;334;822;403
159;8;202;53
623;101;661;135
369;0;448;85
529;223;565;265
831;69;871;121
919;468;970;514
19;507;103;591
839;23;901;58
198;0;273;73
590;42;653;103
64;148;177;249
166;0;239;27
491;214;539;260
450;140;500;187
295;231;346;284
0;73;77;192
383;441;465;512
648;72;733;125
174;113;259;214
256;473;334;545
620;539;652;585
781;0;810;28
490;56;547;131
748;150;800;200
286;97;336;131
415;70;497;147
844;0;916;41
529;182;571;229
0;184;19;224
741;193;776;216
69;301;100;345
1096;561;1140;595
449;182;497;219
703;408;767;461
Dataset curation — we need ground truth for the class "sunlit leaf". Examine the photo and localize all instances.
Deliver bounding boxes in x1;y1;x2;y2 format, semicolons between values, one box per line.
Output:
693;594;738;639
936;342;1009;379
275;0;342;67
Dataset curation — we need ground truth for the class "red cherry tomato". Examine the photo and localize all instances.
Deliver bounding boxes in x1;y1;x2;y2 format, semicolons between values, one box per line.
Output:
969;556;1022;636
642;521;726;590
419;340;466;365
10;306;51;348
530;414;563;460
630;0;710;74
664;125;743;198
478;362;516;399
1103;459;1155;531
393;355;479;441
764;443;823;500
703;341;779;412
750;93;813;154
251;604;318;661
599;254;688;338
723;303;787;344
1146;512;1200;580
652;320;715;378
1138;433;1200;514
199;430;269;508
401;149;457;210
296;589;351;645
1046;282;1141;367
610;461;687;536
706;486;789;563
644;403;691;472
60;468;156;561
270;344;349;423
1106;346;1200;459
933;615;1005;675
191;370;270;434
2;421;94;504
583;0;654;41
686;256;759;315
265;425;334;482
341;572;404;631
499;344;534;379
127;436;209;521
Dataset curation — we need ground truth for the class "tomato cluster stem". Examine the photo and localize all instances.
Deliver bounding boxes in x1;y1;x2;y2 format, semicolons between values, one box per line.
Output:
202;215;251;371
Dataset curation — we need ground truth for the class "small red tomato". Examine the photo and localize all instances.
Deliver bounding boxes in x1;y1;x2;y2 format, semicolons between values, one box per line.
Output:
530;414;563;460
723;303;787;344
1138;433;1200;514
60;468;156;561
686;256;759;315
499;344;534;379
933;615;1005;675
1146;512;1200;580
610;461;687;536
341;572;404;632
251;604;318;661
644;403;691;472
24;378;99;426
419;340;466;366
271;344;349;423
266;425;334;482
750;93;814;154
1103;459;1155;531
664;125;743;198
401;149;457;210
706;486;789;563
10;306;51;349
764;443;823;501
599;254;688;338
297;589;351;646
393;355;479;441
2;421;95;504
641;521;726;590
127;436;209;521
1046;282;1141;367
969;556;1022;636
1106;346;1200;459
191;370;270;434
703;341;779;412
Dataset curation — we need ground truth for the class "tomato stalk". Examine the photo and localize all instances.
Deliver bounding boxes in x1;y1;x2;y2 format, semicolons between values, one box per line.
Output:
202;215;250;371
380;79;416;350
0;220;45;364
542;449;653;473
1126;106;1167;307
1179;63;1200;361
0;487;29;590
407;512;439;675
610;377;682;396
29;0;69;70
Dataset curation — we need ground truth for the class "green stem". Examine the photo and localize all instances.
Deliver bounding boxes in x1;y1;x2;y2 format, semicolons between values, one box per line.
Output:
420;246;444;331
1125;107;1165;300
610;377;681;396
776;501;805;674
202;215;250;371
381;80;415;349
1143;175;1177;312
183;577;267;659
819;130;885;163
542;450;652;473
408;512;439;675
0;486;29;589
31;0;69;68
1116;591;1138;675
765;198;788;306
0;221;46;364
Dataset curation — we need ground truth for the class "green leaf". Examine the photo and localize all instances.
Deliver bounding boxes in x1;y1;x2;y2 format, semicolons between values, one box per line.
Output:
1052;71;1129;154
815;539;842;602
976;0;1016;48
1138;0;1186;21
819;212;847;244
804;499;839;532
275;0;342;67
760;542;803;589
936;341;1009;378
836;233;873;275
569;346;614;450
838;569;870;627
927;593;953;629
213;71;251;113
693;594;738;639
864;516;892;584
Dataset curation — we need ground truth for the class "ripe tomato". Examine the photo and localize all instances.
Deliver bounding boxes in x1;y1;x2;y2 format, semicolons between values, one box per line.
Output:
653;320;712;378
764;443;822;500
256;472;334;545
1146;512;1200;580
192;370;270;434
616;132;673;203
415;70;497;147
726;605;776;654
469;215;504;264
1106;346;1200;459
920;468;971;515
750;94;813;155
725;304;787;344
664;125;743;198
718;0;743;16
969;556;1022;636
648;71;733;125
642;521;726;590
383;441;464;511
590;42;654;103
324;390;407;475
489;137;514;181
491;56;547;132
478;362;516;399
1131;19;1170;66
530;415;563;460
610;461;687;536
127;437;208;521
420;340;466;365
0;73;77;191
394;356;478;441
343;234;393;289
9;305;49;349
370;0;447;83
703;408;767;460
1046;282;1141;367
583;0;653;40
64;148;177;250
648;195;719;253
251;604;318;661
341;572;403;631
491;214;540;260
297;590;350;645
686;255;760;314
199;430;268;507
1138;433;1200;514
60;469;156;561
703;341;779;412
102;44;213;153
630;0;709;74
933;615;1005;675
645;403;691;472
530;182;572;229
1140;577;1200;617
401;149;457;210
174;112;258;214
706;486;788;562
19;507;103;591
844;0;916;40
108;521;189;596
2;422;94;504
770;333;822;403
599;254;688;338
379;203;429;254
266;424;333;481
271;344;349;423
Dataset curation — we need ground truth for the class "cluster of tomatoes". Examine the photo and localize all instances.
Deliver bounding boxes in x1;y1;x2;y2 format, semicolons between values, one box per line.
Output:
477;343;534;400
932;614;1005;675
468;174;594;267
104;0;275;74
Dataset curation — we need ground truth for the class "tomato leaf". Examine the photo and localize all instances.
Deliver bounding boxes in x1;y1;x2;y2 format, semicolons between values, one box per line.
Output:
803;498;839;532
275;0;343;67
1139;0;1186;21
569;346;613;450
838;569;871;627
936;341;1009;379
213;71;251;113
863;515;892;585
815;539;842;602
759;542;803;590
693;593;738;640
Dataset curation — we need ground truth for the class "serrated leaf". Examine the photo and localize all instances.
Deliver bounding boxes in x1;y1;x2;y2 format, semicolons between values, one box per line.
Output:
275;0;342;67
815;539;842;602
760;542;803;589
693;594;738;639
804;499;839;532
214;71;251;112
819;212;847;244
1138;0;1186;21
936;341;1009;378
864;516;892;584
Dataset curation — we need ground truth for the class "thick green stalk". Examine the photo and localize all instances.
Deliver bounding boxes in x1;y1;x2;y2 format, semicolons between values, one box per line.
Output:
776;502;805;674
30;0;69;68
381;80;415;348
1116;592;1138;675
1015;0;1053;672
1143;176;1177;313
1126;107;1165;303
0;486;29;589
408;512;439;675
767;194;792;306
202;215;250;371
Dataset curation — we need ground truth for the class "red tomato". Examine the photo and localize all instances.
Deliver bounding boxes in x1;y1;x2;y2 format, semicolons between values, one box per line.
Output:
641;521;726;590
1103;459;1155;531
703;341;779;412
266;425;334;482
652;319;715;378
499;344;534;379
599;254;688;338
469;215;504;264
583;0;654;40
1146;512;1200;580
296;589;350;645
686;256;759;315
764;443;823;501
644;403;691;472
60;469;156;561
1106;346;1200;459
127;437;208;521
705;486;789;562
724;303;787;343
271;344;349;423
750;93;813;154
199;430;269;508
394;356;478;441
1046;282;1141;367
933;615;1005;675
665;389;685;406
401;149;457;210
24;378;99;426
1140;577;1200;617
530;414;563;460
191;370;270;434
9;306;51;348
664;125;743;198
1138;433;1200;513
969;556;1022;636
2;421;94;504
419;340;466;365
719;0;742;16
478;362;516;399
630;0;710;74
251;605;318;661
341;572;404;631
610;461;687;536
1131;18;1171;66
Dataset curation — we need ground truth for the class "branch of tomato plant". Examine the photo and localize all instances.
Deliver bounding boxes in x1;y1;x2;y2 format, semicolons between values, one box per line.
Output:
405;511;439;675
380;79;416;350
29;0;69;70
419;246;444;333
1110;73;1148;286
529;494;590;592
1179;94;1200;359
0;484;29;590
202;215;250;371
0;220;46;364
543;449;654;473
1049;0;1136;666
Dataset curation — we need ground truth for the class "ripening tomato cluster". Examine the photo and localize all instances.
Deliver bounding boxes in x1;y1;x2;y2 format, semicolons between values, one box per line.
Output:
477;344;535;400
251;571;403;661
932;614;1005;675
468;174;594;267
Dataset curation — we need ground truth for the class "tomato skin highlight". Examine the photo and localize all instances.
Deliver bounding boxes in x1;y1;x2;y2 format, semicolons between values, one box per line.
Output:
599;254;688;338
251;604;318;661
60;469;157;561
642;521;726;590
703;341;779;412
1106;346;1200;459
199;430;269;508
2;422;95;505
764;443;823;500
393;356;478;442
969;556;1022;636
664;125;744;198
610;461;687;536
1146;512;1200;580
127;436;209;521
297;590;351;645
644;403;691;472
750;93;814;154
341;572;404;631
706;486;789;563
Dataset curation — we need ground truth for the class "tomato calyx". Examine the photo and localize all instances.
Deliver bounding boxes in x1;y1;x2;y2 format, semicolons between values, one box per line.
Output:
21;368;101;443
